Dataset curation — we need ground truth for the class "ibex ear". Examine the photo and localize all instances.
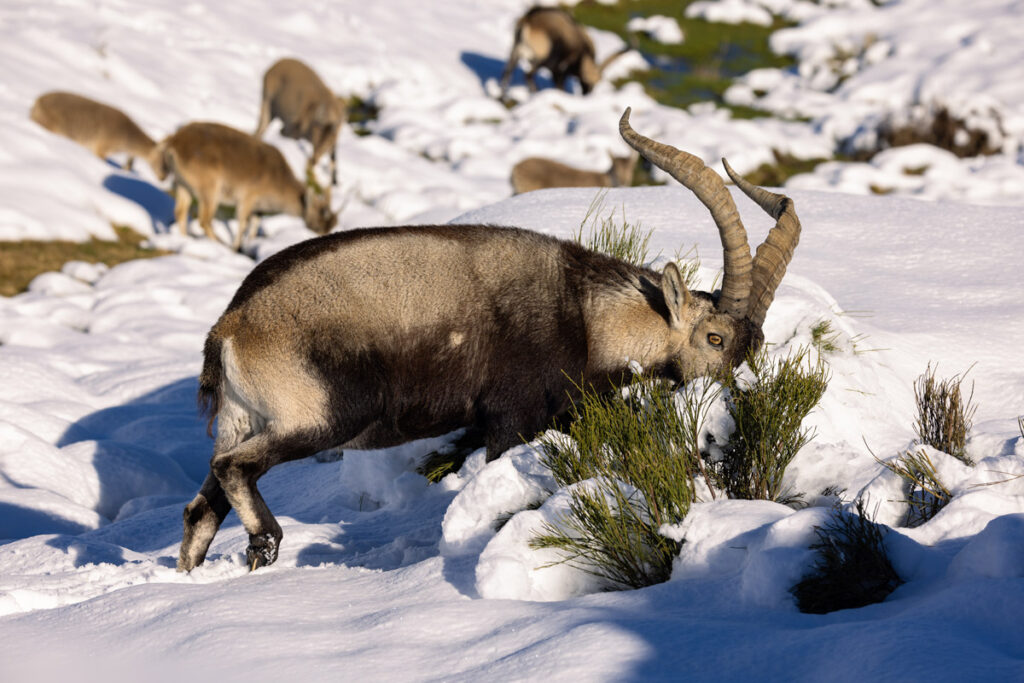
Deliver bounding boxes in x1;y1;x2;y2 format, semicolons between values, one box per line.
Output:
661;262;692;327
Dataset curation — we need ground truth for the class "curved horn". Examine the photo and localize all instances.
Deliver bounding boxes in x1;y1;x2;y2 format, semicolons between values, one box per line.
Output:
618;108;752;316
721;159;801;328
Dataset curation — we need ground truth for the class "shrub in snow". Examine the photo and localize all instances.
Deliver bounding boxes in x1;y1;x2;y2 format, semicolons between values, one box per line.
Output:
913;363;976;465
790;499;903;614
715;346;830;504
530;375;717;589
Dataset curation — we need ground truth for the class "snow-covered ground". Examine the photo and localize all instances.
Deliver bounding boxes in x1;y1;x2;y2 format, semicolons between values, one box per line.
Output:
2;0;1024;680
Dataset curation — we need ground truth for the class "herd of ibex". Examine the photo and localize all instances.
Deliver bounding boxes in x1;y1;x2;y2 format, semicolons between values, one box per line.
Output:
30;8;807;572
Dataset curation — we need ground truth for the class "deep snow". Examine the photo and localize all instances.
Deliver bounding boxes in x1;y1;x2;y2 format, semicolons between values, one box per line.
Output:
2;0;1024;681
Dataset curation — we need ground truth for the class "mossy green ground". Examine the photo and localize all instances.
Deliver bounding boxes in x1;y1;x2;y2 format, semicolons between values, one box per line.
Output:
572;0;795;115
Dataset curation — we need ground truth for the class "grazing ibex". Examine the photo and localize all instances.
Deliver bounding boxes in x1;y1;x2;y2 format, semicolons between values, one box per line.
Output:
500;6;628;97
255;58;347;187
178;108;802;572
30;91;158;172
511;153;638;194
154;122;336;251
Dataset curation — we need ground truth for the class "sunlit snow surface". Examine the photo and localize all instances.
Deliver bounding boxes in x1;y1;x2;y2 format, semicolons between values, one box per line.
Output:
2;0;1024;680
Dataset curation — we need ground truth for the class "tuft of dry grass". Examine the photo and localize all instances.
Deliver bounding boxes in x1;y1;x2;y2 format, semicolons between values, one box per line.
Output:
0;225;170;297
574;192;654;267
913;363;976;464
878;448;953;527
791;499;903;614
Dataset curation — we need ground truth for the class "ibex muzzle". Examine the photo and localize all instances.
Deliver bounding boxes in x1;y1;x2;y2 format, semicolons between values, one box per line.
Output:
178;108;801;572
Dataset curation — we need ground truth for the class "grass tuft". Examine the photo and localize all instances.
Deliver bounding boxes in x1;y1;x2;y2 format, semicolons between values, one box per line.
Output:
810;319;842;355
877;448;953;527
791;499;903;614
913;363;976;464
574;192;654;266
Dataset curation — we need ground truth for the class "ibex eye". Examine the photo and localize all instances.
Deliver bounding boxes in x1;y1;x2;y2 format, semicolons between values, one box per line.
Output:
708;333;723;347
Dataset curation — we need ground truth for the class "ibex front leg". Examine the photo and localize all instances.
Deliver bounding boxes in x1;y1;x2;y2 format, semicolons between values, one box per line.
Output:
178;471;231;571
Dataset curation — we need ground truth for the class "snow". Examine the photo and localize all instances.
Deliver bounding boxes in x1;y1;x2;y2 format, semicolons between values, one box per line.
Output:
626;16;685;45
2;0;1024;680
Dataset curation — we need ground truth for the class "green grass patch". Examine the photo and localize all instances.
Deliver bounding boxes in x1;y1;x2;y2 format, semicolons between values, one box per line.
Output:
0;225;170;297
346;94;380;136
572;0;795;113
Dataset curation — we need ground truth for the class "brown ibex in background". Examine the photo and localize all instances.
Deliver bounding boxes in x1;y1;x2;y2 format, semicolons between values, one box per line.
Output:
178;107;802;572
154;122;336;251
500;6;629;97
510;153;638;194
30;91;158;172
255;58;347;187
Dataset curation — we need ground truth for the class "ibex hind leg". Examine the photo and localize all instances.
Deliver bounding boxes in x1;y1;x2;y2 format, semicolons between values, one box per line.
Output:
210;428;331;570
178;399;253;571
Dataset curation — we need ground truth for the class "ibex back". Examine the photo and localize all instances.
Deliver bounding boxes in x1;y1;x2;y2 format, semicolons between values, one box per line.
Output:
30;91;158;172
155;122;336;251
255;58;347;187
178;108;802;572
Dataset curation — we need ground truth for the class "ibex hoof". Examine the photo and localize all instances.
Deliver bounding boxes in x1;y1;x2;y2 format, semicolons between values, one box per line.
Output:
246;533;279;570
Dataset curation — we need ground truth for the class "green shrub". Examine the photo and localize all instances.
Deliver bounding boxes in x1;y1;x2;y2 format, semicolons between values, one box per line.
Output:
716;347;830;503
530;375;720;589
913;363;976;464
791;499;903;614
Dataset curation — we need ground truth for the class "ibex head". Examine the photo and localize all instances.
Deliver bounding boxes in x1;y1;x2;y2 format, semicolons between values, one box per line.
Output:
303;186;338;235
618;107;802;378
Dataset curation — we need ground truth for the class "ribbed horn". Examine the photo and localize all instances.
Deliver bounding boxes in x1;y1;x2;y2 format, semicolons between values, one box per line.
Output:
618;108;752;316
721;159;801;328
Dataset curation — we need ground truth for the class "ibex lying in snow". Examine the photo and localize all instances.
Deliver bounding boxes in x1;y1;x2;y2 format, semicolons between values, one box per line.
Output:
511;153;638;194
30;91;158;171
178;108;802;572
255;58;347;187
500;6;628;96
154;122;336;251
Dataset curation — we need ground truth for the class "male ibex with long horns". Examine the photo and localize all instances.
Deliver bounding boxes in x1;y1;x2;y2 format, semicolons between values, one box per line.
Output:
499;6;628;97
178;108;801;572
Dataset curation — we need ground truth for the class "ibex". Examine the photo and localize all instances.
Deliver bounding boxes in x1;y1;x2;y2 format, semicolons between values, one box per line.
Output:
255;58;347;187
178;108;802;572
30;91;158;171
511;153;638;194
500;6;628;97
154;122;336;251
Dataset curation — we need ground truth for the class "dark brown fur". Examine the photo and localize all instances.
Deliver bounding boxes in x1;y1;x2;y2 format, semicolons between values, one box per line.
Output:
500;7;599;95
